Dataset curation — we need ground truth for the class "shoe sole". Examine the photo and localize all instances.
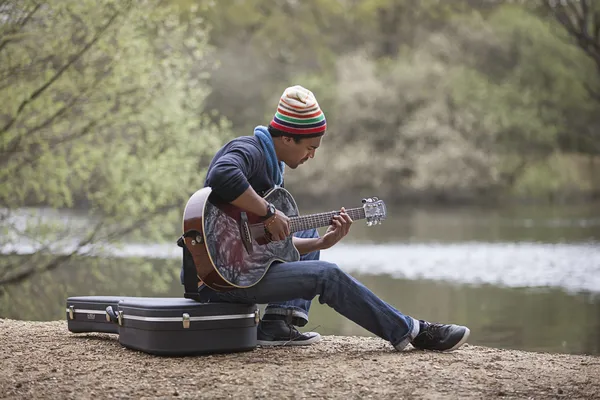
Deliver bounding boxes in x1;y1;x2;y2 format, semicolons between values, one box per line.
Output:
257;333;322;347
444;327;471;352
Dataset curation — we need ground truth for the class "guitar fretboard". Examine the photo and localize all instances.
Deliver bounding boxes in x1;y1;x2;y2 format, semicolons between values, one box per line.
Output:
289;207;366;233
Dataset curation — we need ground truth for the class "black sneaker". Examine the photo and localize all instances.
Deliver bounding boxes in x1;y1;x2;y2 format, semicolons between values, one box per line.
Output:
411;321;470;352
257;320;321;346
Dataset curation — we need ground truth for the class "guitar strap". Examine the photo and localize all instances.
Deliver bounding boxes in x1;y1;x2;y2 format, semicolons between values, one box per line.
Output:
177;232;201;301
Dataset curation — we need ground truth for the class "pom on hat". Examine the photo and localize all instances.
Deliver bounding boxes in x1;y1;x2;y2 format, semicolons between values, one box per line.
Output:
270;85;327;135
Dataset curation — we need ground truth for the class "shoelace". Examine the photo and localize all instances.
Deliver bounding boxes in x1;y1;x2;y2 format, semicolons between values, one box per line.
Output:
423;323;443;340
284;323;304;343
282;323;321;346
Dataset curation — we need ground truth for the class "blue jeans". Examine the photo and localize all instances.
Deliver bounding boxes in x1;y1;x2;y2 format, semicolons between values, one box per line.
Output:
196;229;420;350
260;228;319;326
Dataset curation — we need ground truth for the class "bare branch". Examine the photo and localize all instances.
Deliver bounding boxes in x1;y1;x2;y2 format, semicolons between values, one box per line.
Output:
585;82;600;101
565;0;582;24
0;54;57;89
581;0;590;21
0;3;41;52
547;0;600;71
0;104;115;174
0;199;179;288
552;4;581;36
0;9;123;136
595;8;600;43
0;81;142;172
2;71;107;157
0;252;77;287
0;93;85;159
0;220;103;287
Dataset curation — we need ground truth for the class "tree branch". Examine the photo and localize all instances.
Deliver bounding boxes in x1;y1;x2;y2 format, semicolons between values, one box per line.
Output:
1;98;79;159
546;0;600;72
0;8;122;136
595;8;600;44
552;3;581;36
0;56;52;90
565;0;582;25
581;0;590;26
1;71;107;160
0;199;180;288
0;221;103;287
0;80;141;172
0;3;41;52
1;117;102;172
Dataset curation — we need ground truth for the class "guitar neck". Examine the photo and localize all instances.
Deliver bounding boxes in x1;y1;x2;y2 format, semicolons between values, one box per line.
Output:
289;207;365;233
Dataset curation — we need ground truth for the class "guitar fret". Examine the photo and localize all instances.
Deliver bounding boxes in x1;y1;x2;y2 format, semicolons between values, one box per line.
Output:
289;207;367;233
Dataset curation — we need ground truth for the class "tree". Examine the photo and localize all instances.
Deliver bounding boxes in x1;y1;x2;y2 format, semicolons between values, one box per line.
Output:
0;0;231;287
544;0;600;77
286;4;599;202
543;0;600;154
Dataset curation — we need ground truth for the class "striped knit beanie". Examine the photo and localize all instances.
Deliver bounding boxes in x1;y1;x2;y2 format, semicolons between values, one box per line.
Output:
270;85;327;135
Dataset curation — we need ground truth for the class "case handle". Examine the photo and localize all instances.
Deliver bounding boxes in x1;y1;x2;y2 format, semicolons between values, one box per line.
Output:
105;306;123;326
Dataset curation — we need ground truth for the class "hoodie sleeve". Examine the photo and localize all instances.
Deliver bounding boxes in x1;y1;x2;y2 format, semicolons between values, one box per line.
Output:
204;142;264;202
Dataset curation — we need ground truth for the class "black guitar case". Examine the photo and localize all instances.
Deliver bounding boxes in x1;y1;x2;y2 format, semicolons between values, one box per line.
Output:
66;295;132;334
107;298;259;356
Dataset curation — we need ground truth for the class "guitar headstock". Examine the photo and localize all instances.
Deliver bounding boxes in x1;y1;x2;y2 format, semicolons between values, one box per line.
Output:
362;197;386;226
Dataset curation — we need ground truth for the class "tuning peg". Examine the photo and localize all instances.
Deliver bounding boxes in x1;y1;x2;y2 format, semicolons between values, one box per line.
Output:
373;197;379;201
362;198;366;204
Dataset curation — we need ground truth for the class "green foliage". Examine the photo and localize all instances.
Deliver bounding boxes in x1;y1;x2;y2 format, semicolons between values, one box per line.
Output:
512;152;600;201
284;4;600;202
0;0;231;285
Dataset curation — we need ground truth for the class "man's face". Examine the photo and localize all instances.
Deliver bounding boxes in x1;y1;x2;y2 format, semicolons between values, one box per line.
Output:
282;136;322;169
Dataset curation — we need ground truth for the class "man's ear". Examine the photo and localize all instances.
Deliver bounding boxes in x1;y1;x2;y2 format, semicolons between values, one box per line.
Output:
282;136;295;146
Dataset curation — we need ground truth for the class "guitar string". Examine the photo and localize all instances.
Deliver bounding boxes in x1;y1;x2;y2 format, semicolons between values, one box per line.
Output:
251;207;369;233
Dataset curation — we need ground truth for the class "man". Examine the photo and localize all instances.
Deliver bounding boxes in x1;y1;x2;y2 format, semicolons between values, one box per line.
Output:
193;85;470;351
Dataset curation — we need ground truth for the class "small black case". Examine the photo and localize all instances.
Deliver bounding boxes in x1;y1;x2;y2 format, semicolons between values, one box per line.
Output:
66;296;133;334
116;298;258;356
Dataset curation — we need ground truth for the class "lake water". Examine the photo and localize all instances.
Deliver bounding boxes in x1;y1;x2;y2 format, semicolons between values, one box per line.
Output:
1;202;599;355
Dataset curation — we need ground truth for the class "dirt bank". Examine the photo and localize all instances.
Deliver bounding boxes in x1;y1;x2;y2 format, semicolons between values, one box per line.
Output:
0;319;598;399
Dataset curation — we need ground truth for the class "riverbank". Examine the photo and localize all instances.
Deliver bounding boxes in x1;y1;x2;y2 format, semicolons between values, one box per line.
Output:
0;319;598;399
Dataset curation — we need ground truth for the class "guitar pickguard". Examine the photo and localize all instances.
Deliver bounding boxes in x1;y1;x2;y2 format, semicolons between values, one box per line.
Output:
203;188;301;288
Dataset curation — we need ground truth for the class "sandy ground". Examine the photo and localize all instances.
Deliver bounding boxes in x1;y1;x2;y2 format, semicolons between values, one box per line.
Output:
0;319;599;400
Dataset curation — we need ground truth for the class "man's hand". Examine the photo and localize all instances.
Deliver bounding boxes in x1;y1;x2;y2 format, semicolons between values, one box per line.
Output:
264;209;290;241
319;207;353;250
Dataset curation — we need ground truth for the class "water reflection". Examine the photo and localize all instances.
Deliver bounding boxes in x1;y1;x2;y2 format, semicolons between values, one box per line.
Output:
1;257;598;356
305;274;600;356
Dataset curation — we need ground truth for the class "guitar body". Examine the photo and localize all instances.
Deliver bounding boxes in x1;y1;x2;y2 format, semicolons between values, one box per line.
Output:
182;187;301;291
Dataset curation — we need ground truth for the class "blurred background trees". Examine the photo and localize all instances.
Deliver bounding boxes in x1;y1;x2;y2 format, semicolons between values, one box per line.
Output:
179;0;600;203
1;0;599;285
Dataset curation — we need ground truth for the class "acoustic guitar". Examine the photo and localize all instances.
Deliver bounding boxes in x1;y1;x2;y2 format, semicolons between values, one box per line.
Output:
181;187;386;291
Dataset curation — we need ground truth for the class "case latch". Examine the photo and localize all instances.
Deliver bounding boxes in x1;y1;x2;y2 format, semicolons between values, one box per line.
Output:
67;306;74;320
118;311;123;326
182;313;190;329
254;309;260;325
